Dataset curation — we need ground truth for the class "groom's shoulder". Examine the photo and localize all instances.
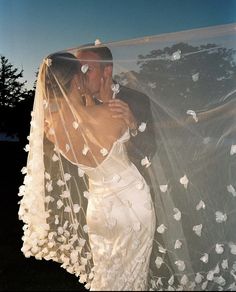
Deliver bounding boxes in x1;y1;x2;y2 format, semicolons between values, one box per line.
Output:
118;85;150;104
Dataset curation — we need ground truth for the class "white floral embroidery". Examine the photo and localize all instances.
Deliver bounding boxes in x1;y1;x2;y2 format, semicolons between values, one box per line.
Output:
180;275;188;286
148;82;156;89
52;154;59;161
78;167;85;177
141;156;151;168
138;122;147;132
45;196;54;203
156;277;163;287
207;270;214;281
215;243;224;254
174;239;182;249
64;173;71;181
45;172;51;180
61;190;70;198
132;239;140;250
57;179;65;186
65;144;70;152
227;184;236;197
83;191;90;199
144;200;152;210
100;148;108;156
173;208;181;221
230;145;236;155
229;242;236;255
180;174;189;189
201;281;208;290
228;281;236;290
195;273;204;284
158;246;166;254
85;283;91;290
111;174;121;183
82;144;89;156
168;275;174;286
21;167;27;174
111;83;120;99
196;200;206;210
155;256;164;269
24;144;30;152
193;224;202;237
18;185;26;196
44;58;52;67
46;181;53;192
192;72;199;82
56;199;63;209
200;253;209;263
157;224;167;234
78;238;86;247
214;276;226;286
186;110;198;122
54;215;59;225
215;211;227;223
83;225;89;233
73;204;80;213
94;39;101;46
171;49;181;61
81;64;89;74
221;259;228;270
203;137;211;144
72;121;79;129
175;260;185;271
64;206;71;212
160;184;168;193
136;180;144;190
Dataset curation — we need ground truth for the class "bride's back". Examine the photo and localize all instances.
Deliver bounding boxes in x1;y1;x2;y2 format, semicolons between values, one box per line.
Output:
45;101;126;167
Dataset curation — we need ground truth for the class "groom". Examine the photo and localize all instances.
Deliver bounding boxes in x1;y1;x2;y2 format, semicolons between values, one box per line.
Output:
76;43;157;180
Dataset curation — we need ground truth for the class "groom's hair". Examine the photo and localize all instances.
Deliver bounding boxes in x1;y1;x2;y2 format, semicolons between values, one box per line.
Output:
77;43;113;67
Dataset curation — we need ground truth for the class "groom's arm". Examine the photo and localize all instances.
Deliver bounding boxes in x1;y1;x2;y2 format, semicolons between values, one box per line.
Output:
109;86;157;166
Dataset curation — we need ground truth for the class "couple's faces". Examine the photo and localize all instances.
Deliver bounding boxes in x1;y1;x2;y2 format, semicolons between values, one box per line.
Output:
77;51;103;96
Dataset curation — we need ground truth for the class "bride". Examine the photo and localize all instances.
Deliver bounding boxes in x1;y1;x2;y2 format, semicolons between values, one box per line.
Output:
19;51;156;291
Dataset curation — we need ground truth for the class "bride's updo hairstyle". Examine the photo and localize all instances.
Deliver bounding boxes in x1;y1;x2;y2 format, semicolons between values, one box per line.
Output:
42;52;81;100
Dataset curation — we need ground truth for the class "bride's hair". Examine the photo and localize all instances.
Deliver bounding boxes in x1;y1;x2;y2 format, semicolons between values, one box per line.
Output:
43;52;81;99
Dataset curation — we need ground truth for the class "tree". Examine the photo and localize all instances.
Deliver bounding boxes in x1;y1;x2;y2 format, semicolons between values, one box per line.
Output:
0;55;27;108
115;42;236;111
0;55;35;139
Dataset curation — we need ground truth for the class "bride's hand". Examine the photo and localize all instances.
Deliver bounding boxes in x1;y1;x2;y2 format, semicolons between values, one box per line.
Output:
108;99;138;131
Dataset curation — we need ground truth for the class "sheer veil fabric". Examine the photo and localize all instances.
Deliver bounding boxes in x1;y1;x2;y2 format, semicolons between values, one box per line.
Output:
18;24;236;291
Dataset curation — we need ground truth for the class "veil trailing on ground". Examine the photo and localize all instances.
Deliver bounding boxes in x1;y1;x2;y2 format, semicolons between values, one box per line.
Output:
18;23;236;290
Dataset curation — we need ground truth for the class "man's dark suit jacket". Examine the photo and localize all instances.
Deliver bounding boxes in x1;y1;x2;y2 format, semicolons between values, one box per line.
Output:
117;85;157;182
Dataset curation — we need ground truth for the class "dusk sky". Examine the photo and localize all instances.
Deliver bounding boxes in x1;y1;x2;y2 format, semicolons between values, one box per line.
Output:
0;0;236;88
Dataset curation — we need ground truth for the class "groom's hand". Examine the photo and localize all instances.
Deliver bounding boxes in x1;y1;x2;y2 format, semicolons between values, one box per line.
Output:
99;76;113;101
108;99;137;131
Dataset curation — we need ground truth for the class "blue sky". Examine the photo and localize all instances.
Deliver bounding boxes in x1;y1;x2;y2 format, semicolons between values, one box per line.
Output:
0;0;236;88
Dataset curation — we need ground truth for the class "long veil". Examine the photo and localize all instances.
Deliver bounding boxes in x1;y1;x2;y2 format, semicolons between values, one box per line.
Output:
18;23;236;290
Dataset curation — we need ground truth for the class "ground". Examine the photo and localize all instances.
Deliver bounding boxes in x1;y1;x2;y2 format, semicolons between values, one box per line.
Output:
0;141;86;291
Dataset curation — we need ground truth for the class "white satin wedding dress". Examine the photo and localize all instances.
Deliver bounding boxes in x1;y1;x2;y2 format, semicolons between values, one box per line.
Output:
74;129;156;291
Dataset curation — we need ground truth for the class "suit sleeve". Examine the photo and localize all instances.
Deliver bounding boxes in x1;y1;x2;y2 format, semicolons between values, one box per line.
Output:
118;87;157;166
